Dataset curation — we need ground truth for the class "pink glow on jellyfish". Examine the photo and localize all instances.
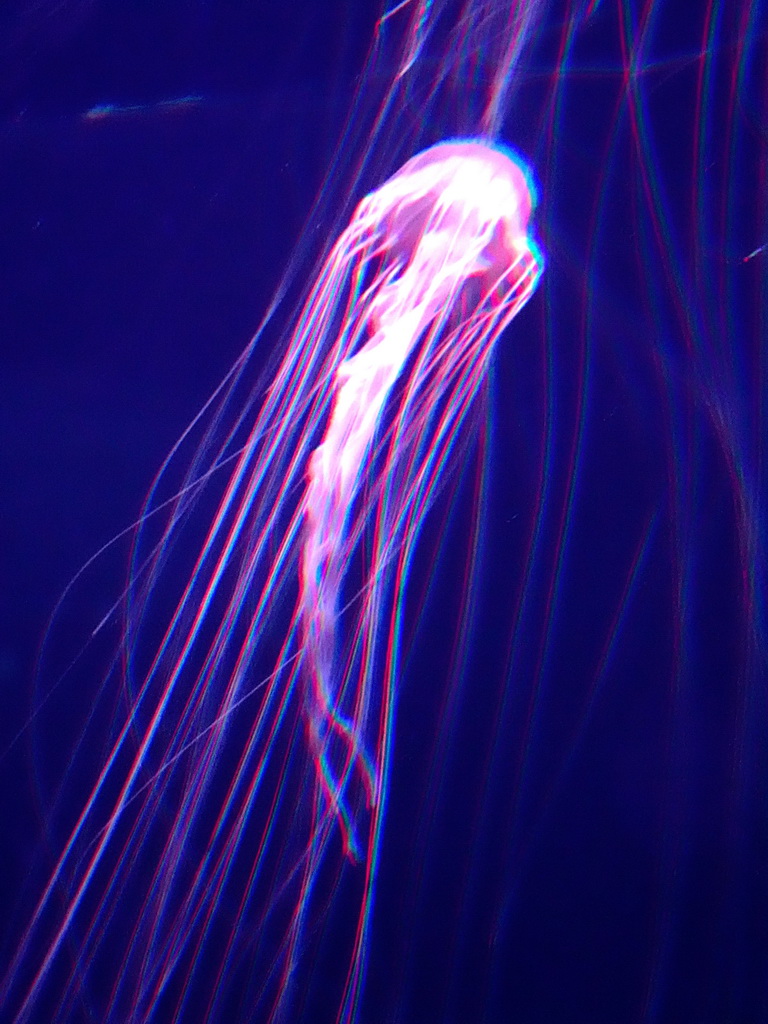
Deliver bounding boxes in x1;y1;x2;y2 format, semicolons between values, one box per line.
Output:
2;139;541;1024
299;140;541;866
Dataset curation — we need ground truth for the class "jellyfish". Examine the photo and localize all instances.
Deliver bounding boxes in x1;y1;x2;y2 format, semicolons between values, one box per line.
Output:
2;138;541;1024
299;140;541;865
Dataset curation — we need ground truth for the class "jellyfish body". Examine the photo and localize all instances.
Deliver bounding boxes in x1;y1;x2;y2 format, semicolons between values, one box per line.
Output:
300;140;540;865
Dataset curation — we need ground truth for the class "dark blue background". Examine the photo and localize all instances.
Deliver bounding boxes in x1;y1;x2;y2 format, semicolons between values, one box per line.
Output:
1;2;766;1022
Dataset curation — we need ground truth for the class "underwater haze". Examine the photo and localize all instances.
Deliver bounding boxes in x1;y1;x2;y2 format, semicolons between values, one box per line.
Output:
1;1;766;1022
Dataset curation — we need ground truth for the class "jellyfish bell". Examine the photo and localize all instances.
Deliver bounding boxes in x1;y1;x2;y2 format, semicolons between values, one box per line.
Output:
358;140;539;338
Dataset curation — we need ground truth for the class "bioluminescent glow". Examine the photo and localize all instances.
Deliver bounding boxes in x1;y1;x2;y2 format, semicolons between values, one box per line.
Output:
2;134;541;1022
300;140;540;864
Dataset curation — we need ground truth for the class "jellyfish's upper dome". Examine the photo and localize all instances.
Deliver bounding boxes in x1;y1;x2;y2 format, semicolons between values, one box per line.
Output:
396;138;535;228
358;139;538;283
